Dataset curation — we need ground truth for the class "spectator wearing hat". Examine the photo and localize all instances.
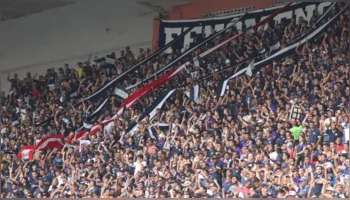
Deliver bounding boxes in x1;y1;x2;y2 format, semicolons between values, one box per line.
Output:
297;176;310;197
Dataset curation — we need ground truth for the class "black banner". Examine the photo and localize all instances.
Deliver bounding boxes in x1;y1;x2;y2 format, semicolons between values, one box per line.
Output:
158;2;333;54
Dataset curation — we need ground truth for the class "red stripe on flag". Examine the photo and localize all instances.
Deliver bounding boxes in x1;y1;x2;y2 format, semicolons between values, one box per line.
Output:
17;146;35;160
119;68;177;110
200;2;293;57
61;3;293;146
35;135;65;151
91;119;113;135
67;119;115;144
67;130;87;144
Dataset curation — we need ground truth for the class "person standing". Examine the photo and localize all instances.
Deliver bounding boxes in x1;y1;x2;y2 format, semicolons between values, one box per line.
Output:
290;120;302;144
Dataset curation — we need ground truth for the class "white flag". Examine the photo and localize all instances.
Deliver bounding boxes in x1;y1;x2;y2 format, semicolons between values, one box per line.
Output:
245;60;255;77
270;41;281;53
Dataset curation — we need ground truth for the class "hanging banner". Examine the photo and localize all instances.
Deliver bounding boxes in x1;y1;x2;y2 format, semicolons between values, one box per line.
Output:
158;2;333;54
127;2;294;91
219;4;348;95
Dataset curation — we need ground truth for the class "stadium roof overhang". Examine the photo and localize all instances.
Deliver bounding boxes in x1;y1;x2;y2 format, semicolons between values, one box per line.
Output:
0;0;76;22
0;0;195;23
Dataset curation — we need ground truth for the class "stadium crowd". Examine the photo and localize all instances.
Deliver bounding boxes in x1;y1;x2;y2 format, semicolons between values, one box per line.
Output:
0;2;349;199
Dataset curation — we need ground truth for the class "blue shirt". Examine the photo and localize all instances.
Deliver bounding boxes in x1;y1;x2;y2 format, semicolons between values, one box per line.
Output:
324;130;336;143
223;182;233;192
46;173;54;184
313;174;324;194
30;178;39;191
342;162;349;176
308;128;321;143
54;157;63;166
304;163;315;171
297;185;310;197
35;185;48;197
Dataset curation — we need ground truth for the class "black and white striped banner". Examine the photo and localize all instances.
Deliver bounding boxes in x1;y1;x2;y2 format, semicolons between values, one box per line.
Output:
83;122;94;130
216;4;348;97
82;97;109;132
105;54;118;64
35;27;195;127
147;123;170;140
125;13;247;91
113;87;129;99
215;64;249;98
254;4;348;69
125;89;176;135
269;40;281;54
158;2;334;53
90;98;109;119
186;84;200;103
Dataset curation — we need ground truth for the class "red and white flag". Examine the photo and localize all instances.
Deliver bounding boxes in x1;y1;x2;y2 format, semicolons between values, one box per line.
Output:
66;119;114;144
35;135;65;151
17;146;35;160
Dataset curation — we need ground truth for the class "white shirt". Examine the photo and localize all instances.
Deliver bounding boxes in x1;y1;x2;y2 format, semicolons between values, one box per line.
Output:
269;152;278;161
341;123;349;142
133;161;146;175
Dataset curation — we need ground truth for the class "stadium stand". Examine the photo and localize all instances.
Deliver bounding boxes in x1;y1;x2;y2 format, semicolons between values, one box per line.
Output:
0;1;349;199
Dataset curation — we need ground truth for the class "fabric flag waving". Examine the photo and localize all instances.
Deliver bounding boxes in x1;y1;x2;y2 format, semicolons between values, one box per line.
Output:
83;122;94;130
106;54;118;64
17;146;35;160
89;98;109;119
245;60;255;77
269;40;281;54
147;123;170;140
186;84;200;103
35;135;65;151
67;118;114;144
215;78;229;98
215;65;250;97
126;12;249;91
77;82;177;141
193;55;203;68
113;87;129;99
216;4;348;97
253;4;348;68
120;67;185;115
126;89;176;135
81;97;110;134
94;57;106;66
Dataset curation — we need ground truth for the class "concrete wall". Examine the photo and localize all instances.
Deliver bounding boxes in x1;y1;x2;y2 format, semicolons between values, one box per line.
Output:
168;0;275;20
0;0;157;92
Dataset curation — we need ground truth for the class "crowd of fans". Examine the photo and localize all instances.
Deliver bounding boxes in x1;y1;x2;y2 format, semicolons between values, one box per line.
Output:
0;2;349;198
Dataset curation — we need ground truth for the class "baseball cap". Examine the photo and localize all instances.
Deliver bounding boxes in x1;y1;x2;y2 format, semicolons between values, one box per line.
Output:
299;177;308;182
292;120;298;125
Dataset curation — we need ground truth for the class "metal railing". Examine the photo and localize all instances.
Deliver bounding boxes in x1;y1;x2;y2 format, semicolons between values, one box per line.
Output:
201;6;255;18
